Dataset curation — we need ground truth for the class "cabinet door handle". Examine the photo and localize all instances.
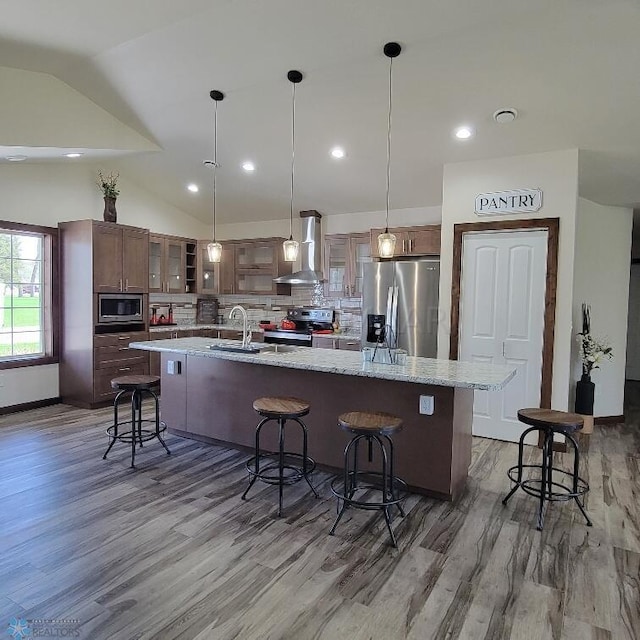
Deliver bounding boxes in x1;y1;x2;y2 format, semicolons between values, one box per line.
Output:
117;336;131;341
402;239;406;253
118;367;131;372
118;347;129;351
125;278;129;291
119;278;123;291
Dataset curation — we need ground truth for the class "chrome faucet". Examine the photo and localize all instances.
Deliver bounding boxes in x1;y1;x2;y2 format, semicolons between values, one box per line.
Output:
229;305;251;348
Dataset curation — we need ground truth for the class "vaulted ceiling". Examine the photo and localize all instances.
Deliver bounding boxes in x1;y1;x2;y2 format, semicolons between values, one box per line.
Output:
1;0;639;224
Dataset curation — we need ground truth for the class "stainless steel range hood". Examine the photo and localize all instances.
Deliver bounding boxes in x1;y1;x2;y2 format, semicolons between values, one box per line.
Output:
274;210;324;285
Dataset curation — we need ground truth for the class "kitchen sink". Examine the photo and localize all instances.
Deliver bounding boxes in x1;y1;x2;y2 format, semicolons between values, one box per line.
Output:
208;343;262;354
257;344;299;354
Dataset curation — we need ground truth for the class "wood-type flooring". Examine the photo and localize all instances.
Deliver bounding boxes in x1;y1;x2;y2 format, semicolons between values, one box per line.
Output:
0;403;638;639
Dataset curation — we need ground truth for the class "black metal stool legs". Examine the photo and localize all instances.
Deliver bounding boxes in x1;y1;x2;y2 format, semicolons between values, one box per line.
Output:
103;386;170;467
242;413;317;517
329;433;406;548
292;417;320;500
503;425;591;530
566;432;592;527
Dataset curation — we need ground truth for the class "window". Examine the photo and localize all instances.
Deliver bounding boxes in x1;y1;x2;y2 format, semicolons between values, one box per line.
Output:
0;222;58;368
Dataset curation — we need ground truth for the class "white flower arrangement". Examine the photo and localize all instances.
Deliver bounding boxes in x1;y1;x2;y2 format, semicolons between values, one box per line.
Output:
577;303;613;377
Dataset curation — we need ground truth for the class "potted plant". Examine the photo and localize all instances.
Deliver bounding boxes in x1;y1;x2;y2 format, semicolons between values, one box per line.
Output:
97;170;120;223
575;303;613;415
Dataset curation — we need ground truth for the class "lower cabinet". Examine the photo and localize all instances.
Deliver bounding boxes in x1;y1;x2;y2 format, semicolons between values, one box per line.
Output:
149;328;263;378
312;335;361;350
93;331;149;403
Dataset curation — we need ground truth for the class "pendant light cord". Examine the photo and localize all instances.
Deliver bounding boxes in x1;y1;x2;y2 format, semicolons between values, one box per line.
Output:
385;55;393;233
212;99;218;242
289;81;296;241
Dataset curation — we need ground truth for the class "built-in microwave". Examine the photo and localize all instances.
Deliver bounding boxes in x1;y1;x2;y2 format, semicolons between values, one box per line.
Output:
97;293;144;324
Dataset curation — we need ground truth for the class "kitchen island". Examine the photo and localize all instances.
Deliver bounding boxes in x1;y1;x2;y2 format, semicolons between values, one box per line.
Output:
130;337;515;500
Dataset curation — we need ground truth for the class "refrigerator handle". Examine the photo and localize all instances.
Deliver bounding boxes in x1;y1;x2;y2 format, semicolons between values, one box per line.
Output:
385;285;399;348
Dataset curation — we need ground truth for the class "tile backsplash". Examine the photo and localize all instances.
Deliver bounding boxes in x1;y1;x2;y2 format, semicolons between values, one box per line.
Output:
150;286;362;334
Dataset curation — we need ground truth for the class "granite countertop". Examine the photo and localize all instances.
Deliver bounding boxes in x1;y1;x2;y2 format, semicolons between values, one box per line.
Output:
130;337;516;391
149;324;361;338
149;323;263;333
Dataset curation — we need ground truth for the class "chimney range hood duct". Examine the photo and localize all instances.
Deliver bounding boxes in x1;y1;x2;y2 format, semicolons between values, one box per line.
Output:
274;210;324;285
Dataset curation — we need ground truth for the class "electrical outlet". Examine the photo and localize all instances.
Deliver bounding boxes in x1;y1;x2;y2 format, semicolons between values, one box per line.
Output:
167;360;181;375
419;395;434;415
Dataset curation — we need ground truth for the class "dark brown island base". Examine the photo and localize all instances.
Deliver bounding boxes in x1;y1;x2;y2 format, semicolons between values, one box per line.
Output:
130;338;516;501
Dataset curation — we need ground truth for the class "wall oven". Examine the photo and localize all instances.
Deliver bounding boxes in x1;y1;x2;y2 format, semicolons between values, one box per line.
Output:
97;293;145;324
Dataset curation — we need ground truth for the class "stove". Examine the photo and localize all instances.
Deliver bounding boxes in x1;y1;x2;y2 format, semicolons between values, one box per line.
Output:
263;308;334;346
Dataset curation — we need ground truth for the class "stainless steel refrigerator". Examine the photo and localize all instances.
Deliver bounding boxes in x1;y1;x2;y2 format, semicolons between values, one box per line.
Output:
361;259;440;357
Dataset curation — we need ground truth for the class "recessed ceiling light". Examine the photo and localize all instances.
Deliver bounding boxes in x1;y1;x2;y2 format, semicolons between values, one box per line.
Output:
6;155;27;162
242;161;255;172
454;126;473;140
330;147;346;159
493;108;518;124
64;152;83;158
187;183;199;193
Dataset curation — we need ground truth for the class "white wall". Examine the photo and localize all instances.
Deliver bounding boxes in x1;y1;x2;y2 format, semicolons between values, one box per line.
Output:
0;163;208;409
626;264;640;380
439;149;579;411
217;205;441;239
572;198;632;416
217;205;442;273
0;66;157;151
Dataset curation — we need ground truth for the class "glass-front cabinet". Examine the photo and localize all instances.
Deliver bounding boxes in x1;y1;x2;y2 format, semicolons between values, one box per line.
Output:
197;241;234;295
324;232;371;298
195;238;292;296
149;234;190;294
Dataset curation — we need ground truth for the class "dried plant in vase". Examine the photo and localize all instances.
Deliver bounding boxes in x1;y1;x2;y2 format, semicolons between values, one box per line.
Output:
575;303;613;415
97;170;120;222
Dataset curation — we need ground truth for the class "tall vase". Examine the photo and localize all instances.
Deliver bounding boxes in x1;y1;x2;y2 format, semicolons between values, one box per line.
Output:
575;372;595;415
103;196;117;223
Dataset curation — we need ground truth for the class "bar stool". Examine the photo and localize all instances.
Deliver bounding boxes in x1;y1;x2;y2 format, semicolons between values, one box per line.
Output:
502;408;591;530
102;375;171;468
241;396;319;517
329;411;407;548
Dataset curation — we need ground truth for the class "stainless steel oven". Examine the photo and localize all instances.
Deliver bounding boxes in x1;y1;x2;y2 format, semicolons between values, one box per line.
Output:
262;308;334;347
97;293;144;324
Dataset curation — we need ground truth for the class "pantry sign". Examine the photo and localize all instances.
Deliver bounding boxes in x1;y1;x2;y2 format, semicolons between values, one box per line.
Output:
475;188;542;215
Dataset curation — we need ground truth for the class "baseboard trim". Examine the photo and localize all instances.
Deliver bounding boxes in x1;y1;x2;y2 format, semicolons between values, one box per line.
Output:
0;397;61;416
594;414;624;425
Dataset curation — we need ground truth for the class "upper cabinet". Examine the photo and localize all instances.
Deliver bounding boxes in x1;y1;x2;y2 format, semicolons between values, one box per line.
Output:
93;222;149;293
196;238;291;295
234;239;292;295
149;234;197;294
324;232;372;298
370;224;441;259
196;240;235;295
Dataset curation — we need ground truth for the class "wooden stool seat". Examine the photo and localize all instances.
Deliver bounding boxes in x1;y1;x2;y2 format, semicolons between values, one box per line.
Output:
517;408;584;434
111;375;161;391
253;396;310;418
338;411;403;436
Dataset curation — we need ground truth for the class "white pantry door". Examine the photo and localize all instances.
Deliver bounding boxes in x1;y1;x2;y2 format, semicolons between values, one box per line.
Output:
459;230;548;443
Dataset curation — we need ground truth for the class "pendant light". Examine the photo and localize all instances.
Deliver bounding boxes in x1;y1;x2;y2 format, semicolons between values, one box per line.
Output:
283;70;303;262
206;90;224;263
377;42;402;259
